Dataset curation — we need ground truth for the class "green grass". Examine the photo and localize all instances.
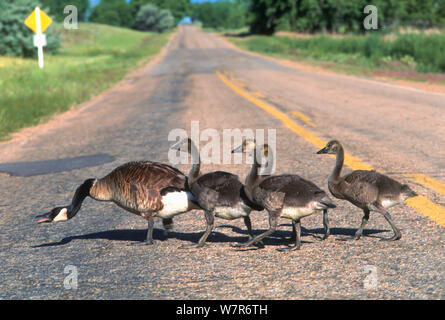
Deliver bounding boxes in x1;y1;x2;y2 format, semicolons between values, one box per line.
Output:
0;23;171;140
228;32;445;75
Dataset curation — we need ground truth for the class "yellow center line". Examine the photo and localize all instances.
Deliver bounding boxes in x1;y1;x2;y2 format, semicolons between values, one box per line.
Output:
216;71;445;227
229;76;247;88
404;174;445;197
291;111;315;127
253;91;265;99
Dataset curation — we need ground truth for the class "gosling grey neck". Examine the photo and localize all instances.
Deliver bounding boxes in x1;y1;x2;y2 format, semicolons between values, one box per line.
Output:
329;144;345;183
187;139;201;189
244;144;273;201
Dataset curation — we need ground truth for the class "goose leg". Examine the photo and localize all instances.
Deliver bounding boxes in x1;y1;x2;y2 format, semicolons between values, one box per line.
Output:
322;209;330;240
354;209;370;240
243;216;264;247
129;217;155;246
371;204;401;241
181;211;214;249
382;212;401;241
289;221;297;242
243;216;254;240
162;218;173;237
279;220;301;251
232;211;279;248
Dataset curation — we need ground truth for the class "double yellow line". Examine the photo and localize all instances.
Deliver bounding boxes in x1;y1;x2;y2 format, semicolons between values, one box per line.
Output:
216;71;445;227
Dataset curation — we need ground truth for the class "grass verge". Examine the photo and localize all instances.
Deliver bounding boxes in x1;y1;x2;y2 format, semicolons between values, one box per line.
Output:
0;23;171;141
226;31;445;85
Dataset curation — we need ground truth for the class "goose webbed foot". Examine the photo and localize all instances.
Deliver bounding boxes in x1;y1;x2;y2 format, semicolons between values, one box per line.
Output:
277;243;301;252
230;241;260;249
179;242;208;249
127;240;155;246
336;235;359;241
380;233;402;241
247;235;264;247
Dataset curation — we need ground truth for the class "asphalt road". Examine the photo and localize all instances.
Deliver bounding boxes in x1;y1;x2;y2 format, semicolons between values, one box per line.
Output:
0;26;443;299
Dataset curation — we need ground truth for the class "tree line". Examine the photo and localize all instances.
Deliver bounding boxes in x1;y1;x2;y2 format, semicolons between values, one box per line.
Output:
247;0;445;35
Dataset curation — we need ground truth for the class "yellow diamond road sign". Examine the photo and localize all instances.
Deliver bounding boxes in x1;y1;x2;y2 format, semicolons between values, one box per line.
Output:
24;8;52;34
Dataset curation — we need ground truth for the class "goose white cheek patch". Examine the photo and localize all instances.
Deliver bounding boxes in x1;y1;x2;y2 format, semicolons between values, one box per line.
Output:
53;208;68;222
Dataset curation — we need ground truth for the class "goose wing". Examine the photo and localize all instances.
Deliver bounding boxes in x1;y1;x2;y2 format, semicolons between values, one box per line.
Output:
342;170;403;203
255;174;328;208
192;171;243;210
100;161;187;212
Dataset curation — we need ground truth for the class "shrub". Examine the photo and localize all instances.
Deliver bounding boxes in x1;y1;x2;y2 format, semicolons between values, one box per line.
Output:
135;4;174;33
0;0;61;57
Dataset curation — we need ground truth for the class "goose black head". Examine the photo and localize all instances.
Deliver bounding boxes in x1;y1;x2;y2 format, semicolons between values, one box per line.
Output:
36;207;69;224
317;140;342;155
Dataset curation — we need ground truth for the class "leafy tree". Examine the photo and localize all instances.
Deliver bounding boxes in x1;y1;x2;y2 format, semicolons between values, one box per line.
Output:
131;0;191;24
39;0;89;22
192;0;247;30
247;0;291;34
0;0;61;57
135;4;174;33
89;0;133;28
246;0;444;35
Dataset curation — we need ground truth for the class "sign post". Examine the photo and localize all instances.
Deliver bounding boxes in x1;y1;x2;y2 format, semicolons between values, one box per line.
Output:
24;7;52;69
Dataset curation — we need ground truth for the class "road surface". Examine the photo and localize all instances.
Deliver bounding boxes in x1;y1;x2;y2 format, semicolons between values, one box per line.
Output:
0;26;443;299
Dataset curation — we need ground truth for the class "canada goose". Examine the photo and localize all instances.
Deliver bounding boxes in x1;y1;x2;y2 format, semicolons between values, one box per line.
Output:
36;161;201;245
316;140;417;241
232;139;336;251
170;138;263;248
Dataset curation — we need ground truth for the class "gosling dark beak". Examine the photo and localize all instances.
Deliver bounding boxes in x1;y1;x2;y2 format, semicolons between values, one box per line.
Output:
316;147;328;154
170;144;180;151
231;145;243;153
36;211;54;224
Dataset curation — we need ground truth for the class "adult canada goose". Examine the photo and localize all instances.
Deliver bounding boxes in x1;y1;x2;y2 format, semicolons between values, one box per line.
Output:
316;140;417;241
170;138;263;248
232;139;336;251
36;161;201;245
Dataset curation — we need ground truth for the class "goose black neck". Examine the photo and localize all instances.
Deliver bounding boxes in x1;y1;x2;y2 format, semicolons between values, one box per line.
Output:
67;178;94;219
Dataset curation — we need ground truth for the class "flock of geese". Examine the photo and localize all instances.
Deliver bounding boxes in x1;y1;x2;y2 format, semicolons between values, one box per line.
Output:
37;139;417;251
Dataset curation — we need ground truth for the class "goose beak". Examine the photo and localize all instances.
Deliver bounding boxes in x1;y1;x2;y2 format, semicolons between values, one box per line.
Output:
316;147;328;154
36;207;69;224
170;143;181;151
36;211;54;224
231;145;243;153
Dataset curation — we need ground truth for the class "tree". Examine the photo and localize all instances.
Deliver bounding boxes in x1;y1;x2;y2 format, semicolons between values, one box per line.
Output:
247;0;291;34
0;0;61;57
131;0;191;24
135;4;174;33
191;0;247;30
89;0;133;28
40;0;89;22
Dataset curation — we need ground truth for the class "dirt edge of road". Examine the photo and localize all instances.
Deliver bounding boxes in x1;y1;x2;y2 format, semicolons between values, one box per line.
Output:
0;29;180;161
217;33;445;96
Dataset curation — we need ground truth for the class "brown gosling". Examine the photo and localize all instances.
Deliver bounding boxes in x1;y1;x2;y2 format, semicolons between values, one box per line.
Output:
316;140;417;241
